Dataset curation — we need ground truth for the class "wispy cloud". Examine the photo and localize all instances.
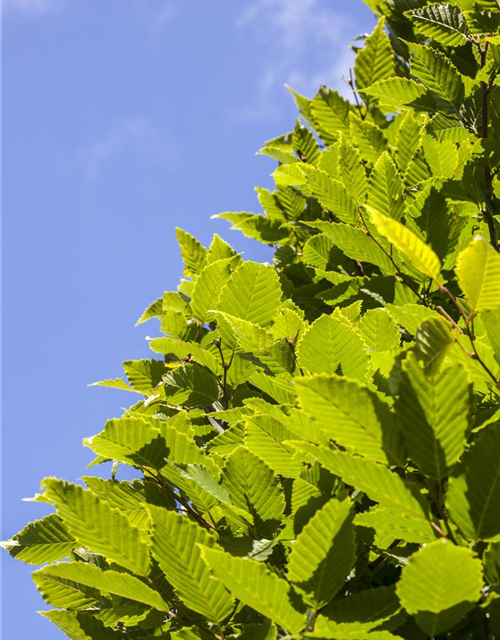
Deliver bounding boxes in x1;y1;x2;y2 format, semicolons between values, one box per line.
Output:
75;117;174;180
3;0;65;16
236;0;364;120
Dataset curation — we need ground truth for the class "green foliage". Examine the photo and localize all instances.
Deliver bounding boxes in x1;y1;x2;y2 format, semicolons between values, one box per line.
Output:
5;2;500;638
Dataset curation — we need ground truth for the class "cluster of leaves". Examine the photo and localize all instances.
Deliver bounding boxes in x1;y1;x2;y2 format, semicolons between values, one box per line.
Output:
5;1;500;638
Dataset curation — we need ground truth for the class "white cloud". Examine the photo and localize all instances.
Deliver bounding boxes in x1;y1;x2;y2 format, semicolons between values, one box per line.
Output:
75;117;173;179
131;0;177;43
236;0;362;120
3;0;65;16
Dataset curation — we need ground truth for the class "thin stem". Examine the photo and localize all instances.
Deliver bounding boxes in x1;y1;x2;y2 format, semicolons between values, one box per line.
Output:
439;285;500;387
215;339;230;409
285;336;304;376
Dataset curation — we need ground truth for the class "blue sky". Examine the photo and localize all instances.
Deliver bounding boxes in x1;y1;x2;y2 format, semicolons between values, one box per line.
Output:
2;1;373;637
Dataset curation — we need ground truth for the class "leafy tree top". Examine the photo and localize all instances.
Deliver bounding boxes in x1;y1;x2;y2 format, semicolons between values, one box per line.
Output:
4;1;500;639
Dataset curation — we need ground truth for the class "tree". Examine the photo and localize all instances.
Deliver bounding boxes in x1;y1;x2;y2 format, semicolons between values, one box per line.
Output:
4;1;500;638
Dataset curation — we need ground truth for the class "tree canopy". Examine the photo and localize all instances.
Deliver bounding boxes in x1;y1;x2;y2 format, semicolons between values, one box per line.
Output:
4;1;500;638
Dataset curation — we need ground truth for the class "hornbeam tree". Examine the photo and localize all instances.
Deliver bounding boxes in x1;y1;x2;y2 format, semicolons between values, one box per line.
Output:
4;1;500;638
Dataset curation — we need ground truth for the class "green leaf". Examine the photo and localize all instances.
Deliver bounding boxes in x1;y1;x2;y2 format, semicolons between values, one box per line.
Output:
190;258;237;324
176;228;207;278
200;546;306;635
244;415;303;478
368;152;405;221
293;119;320;164
217;261;282;327
358;309;400;352
447;424;500;542
135;296;163;326
338;137;368;204
297;314;370;381
395;354;472;479
289;444;434;540
360;78;427;105
354;18;395;97
40;610;124;640
288;498;355;610
43;479;151;575
455;236;500;313
407;4;469;46
148;506;233;622
297;165;357;224
349;113;388;165
221;446;285;538
414;316;454;374
34;562;169;611
396;539;483;636
88;378;139;394
368;207;441;281
310;87;351;144
309;222;395;273
407;42;465;110
1;514;75;565
84;416;169;469
163;363;220;408
321;585;402;630
421;136;458;178
215;212;288;244
123;359;165;393
295;374;404;466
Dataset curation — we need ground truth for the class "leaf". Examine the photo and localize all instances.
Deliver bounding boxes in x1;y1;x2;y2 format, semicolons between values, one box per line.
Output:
414;317;454;373
354;18;395;97
293;119;320;164
321;585;402;629
455;236;500;313
135;296;163;326
395;354;472;479
407;4;470;46
310;86;351;144
288;498;356;609
421;136;458;178
289;444;434;540
407;42;465;110
163;363;220;408
148;506;233;622
0;514;75;565
41;610;123;640
190;258;237;324
368;152;405;221
123;359;165;393
338;137;368;203
34;562;169;611
84;416;169;469
358;309;400;352
244;415;303;478
295;374;404;466
447;424;500;542
361;78;427;105
88;378;140;394
349;112;388;165
309;222;395;273
217;261;282;327
200;546;306;635
43;479;151;575
368;207;441;281
176;228;207;278
396;539;483;636
297;165;357;223
297;314;370;381
221;446;285;537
